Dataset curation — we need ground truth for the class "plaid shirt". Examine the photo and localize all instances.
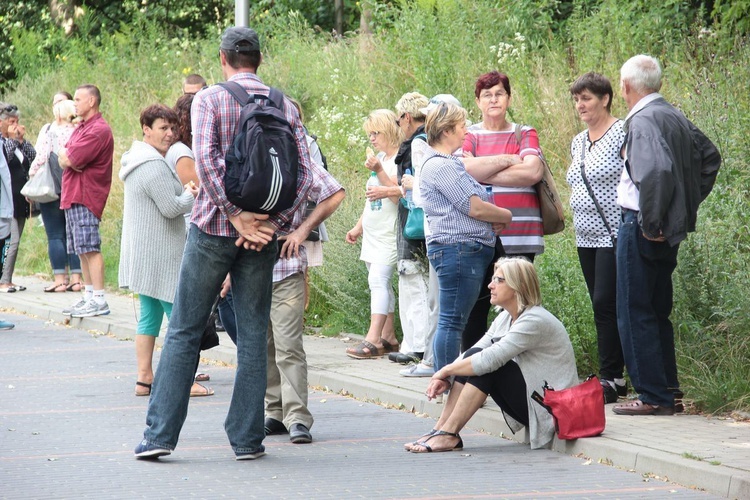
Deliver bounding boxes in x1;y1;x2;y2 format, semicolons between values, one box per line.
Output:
272;157;343;283
190;72;313;236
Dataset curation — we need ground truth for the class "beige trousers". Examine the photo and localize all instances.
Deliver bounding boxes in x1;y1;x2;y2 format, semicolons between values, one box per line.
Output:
265;272;313;429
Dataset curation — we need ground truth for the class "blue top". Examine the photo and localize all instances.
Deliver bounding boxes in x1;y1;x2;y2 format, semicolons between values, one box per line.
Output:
419;148;495;247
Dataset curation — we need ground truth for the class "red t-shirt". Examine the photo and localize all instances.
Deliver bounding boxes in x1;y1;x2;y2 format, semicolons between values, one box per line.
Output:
61;112;114;219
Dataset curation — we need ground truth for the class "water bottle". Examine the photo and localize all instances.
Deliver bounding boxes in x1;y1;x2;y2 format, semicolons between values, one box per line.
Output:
367;171;382;211
403;168;413;208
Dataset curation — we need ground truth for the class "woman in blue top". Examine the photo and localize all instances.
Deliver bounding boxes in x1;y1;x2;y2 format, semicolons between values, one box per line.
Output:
419;103;512;372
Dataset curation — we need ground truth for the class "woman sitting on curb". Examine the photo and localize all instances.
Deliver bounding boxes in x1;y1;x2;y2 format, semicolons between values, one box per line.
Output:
405;257;578;452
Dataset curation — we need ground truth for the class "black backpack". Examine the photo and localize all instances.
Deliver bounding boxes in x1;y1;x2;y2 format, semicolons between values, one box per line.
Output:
218;81;299;214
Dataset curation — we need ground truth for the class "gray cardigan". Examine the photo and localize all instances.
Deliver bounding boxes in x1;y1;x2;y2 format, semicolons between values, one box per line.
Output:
624;97;721;246
118;141;194;302
469;306;578;449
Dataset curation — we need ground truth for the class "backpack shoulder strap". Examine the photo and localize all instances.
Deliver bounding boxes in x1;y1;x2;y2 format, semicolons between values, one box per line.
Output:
267;87;286;113
414;132;427;141
217;81;252;107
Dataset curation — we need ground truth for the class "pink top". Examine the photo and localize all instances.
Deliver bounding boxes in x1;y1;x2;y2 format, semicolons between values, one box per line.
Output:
60;112;114;219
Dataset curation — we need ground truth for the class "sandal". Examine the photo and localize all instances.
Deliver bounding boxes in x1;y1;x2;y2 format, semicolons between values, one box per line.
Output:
409;430;464;453
404;429;438;451
190;383;215;397
44;283;68;293
195;373;210;382
135;381;152;397
345;340;384;359
380;338;400;353
66;282;83;292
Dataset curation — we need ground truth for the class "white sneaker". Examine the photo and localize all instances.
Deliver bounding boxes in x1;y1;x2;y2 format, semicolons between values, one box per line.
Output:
71;299;110;318
400;362;435;377
63;297;87;316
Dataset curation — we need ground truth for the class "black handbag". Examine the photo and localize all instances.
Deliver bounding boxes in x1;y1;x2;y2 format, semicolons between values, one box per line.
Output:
199;296;221;351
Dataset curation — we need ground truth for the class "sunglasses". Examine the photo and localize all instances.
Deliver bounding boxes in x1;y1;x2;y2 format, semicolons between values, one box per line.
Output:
491;276;506;284
3;105;18;113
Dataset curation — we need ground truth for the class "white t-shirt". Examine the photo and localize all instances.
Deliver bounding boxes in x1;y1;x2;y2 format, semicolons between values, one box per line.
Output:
360;152;398;266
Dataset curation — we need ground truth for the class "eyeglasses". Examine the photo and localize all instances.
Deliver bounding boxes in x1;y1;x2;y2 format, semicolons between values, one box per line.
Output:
479;91;508;101
395;113;406;126
368;131;381;138
491;276;506;284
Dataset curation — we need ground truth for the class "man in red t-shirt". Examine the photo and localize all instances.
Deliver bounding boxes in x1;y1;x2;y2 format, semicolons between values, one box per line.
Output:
58;84;114;318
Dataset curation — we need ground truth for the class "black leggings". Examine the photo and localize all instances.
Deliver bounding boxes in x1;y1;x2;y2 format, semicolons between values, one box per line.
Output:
454;347;529;427
577;246;624;380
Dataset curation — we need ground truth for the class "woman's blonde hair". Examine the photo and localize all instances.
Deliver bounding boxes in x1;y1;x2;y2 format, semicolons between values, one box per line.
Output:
495;257;542;311
424;103;466;147
54;99;76;123
395;92;428;122
363;109;400;149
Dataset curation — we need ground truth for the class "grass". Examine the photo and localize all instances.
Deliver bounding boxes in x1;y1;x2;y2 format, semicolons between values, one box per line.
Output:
3;2;749;413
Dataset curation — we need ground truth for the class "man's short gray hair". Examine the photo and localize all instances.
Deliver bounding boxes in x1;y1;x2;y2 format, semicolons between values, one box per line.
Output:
620;54;662;95
0;102;20;120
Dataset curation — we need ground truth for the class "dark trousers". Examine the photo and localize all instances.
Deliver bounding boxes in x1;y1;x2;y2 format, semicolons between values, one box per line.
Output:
460;242;534;350
577;246;625;380
454;347;529;427
616;210;679;407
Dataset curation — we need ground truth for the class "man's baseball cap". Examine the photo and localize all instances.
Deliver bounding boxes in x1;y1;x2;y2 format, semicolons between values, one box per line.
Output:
419;94;463;115
220;27;260;53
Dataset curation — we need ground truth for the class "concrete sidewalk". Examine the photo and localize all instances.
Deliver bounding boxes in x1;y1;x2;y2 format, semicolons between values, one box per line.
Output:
3;275;749;498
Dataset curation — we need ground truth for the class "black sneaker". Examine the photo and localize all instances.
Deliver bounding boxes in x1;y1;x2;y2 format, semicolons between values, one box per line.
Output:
615;380;628;398
134;440;171;459
601;380;619;404
289;423;312;444
264;417;288;436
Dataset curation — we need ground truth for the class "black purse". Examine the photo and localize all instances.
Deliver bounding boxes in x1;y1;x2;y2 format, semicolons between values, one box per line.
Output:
199;295;221;351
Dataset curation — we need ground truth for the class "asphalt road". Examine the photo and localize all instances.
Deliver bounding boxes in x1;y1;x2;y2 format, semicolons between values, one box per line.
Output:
0;313;715;499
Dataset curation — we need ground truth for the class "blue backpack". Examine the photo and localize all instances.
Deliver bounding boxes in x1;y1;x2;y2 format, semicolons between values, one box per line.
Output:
218;82;299;214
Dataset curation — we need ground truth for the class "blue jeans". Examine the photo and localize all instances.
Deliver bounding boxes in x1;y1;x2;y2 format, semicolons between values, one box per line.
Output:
142;225;277;455
617;210;679;407
39;199;81;274
428;241;494;370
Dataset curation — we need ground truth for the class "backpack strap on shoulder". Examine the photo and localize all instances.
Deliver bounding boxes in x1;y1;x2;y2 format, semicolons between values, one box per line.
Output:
267;87;286;112
217;81;252;107
513;123;523;144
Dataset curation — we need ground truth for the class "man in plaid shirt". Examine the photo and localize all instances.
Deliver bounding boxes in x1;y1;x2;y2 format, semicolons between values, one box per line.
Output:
136;26;312;461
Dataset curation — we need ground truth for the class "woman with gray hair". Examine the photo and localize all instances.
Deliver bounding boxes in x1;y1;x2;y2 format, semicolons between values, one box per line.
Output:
0;102;36;292
419;102;512;375
405;257;578;453
29;92;84;293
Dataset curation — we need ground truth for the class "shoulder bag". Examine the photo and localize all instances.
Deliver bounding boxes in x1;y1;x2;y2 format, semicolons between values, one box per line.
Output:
515;125;565;235
20;160;59;203
578;136;616;247
531;374;605;440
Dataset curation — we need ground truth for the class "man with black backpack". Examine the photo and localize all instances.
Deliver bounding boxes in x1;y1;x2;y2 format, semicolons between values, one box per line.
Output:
135;26;313;461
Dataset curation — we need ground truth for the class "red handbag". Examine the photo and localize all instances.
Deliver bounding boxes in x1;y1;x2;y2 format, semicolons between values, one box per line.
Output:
532;375;605;440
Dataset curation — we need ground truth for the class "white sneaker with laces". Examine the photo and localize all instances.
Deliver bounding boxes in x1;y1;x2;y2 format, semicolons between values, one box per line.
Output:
400;362;435;377
63;297;88;316
71;299;110;318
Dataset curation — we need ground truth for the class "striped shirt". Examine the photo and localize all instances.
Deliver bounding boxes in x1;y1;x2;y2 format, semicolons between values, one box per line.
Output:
419;148;495;247
190;72;313;236
271;154;343;282
463;123;544;255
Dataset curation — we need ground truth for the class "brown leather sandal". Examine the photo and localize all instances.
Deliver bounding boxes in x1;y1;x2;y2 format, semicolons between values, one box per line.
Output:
345;340;384;359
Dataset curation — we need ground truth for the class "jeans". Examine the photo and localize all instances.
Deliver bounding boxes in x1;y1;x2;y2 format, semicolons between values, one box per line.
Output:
428;241;494;371
142;225;277;455
0;217;25;284
39;199;81;274
617;210;679;407
577;246;624;380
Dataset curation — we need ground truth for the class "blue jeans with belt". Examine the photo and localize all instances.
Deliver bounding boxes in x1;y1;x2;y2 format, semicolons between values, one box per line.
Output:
428;240;494;371
141;224;277;456
616;210;679;407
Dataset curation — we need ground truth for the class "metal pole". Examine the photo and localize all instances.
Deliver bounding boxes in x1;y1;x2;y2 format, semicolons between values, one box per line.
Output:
235;0;249;27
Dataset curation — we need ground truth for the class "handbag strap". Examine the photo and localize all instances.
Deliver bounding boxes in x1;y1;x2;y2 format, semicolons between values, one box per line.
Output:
578;136;616;247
